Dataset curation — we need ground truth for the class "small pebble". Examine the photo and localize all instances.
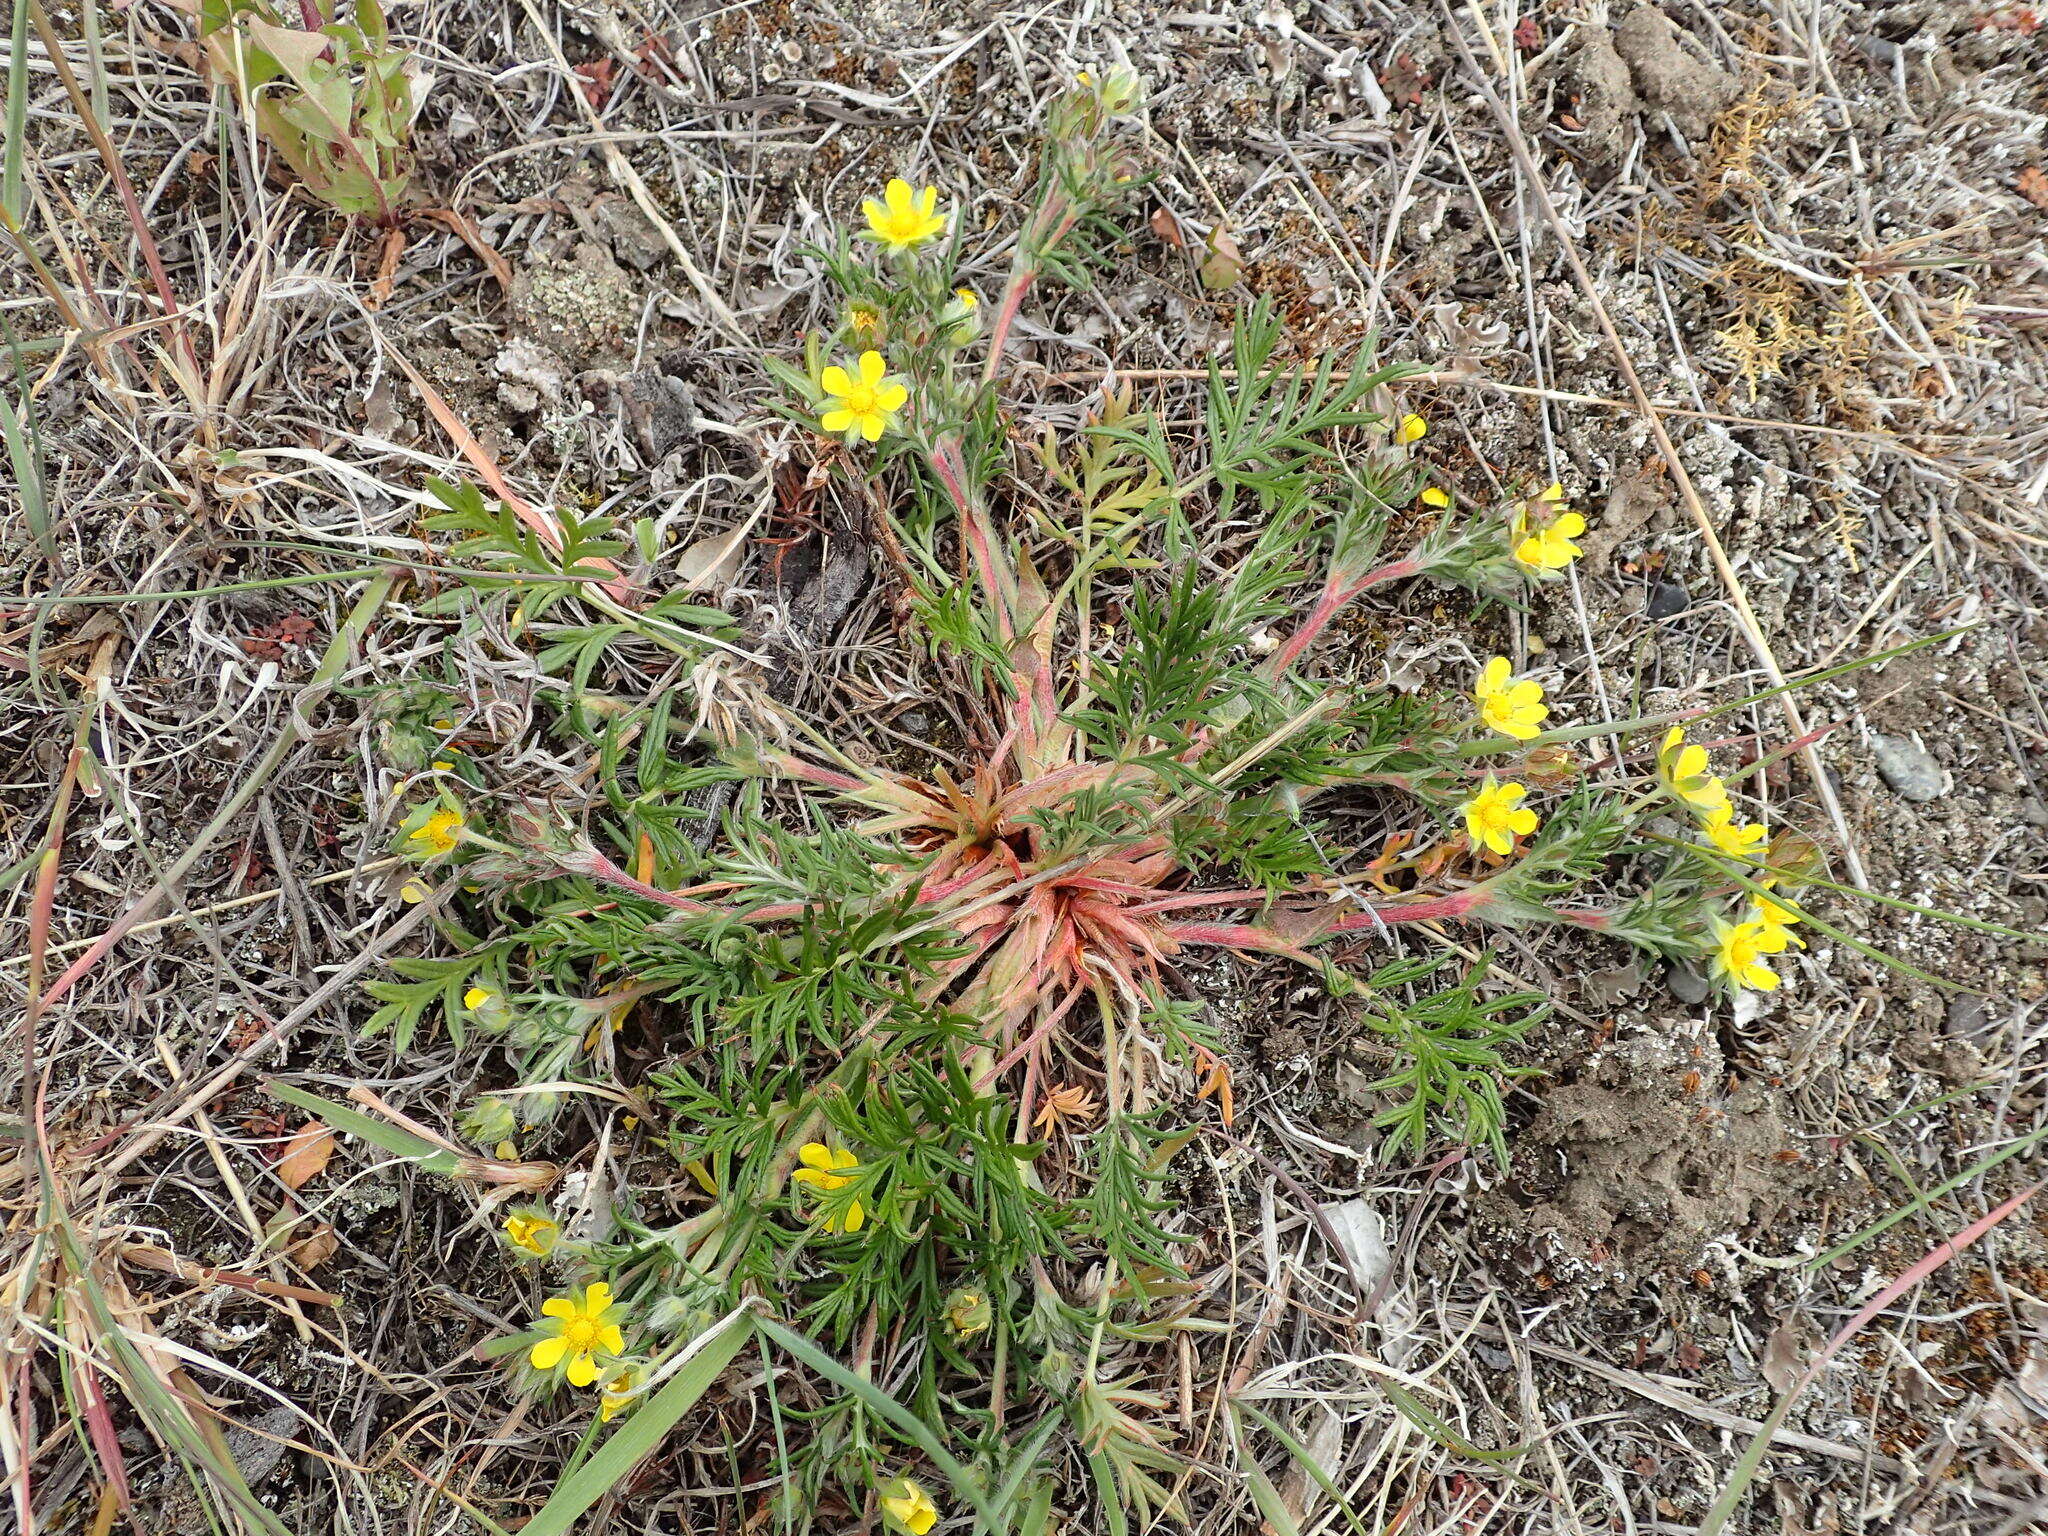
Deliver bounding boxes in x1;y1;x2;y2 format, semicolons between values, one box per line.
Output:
1871;734;1944;802
1647;581;1691;620
1665;962;1711;1006
1945;995;1992;1042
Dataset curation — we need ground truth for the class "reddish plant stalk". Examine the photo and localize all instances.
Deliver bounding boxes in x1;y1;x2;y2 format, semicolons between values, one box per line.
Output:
927;433;1018;635
1262;556;1423;681
979;196;1083;385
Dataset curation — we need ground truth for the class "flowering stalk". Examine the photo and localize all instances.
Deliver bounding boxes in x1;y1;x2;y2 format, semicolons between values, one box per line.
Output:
980;199;1085;385
980;69;1141;381
1259;555;1423;681
927;432;1018;634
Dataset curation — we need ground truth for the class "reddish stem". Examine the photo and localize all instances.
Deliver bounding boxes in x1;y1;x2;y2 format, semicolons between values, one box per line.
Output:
928;434;1018;634
980;267;1037;387
570;852;716;914
980;198;1081;384
1550;908;1611;930
1321;887;1489;931
1262;557;1422;680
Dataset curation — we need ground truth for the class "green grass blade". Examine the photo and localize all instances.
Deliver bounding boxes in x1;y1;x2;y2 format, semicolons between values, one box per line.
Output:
755;1315;1009;1534
0;386;50;557
1807;1119;2048;1270
1082;1451;1128;1536
518;1306;757;1536
266;1082;462;1174
1230;1401;1370;1536
3;0;28;228
1697;1179;2043;1536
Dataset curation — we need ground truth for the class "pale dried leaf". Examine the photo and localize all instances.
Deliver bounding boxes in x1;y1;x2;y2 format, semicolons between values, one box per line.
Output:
676;530;745;592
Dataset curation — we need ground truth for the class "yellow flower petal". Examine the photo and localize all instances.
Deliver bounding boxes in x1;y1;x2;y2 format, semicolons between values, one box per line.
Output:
530;1336;568;1369
1461;778;1538;857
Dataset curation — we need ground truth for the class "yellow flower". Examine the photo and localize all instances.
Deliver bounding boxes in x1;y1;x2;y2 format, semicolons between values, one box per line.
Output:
530;1282;627;1387
861;178;947;252
791;1143;864;1233
1657;728;1729;813
1751;887;1806;948
848;302;881;335
1513;509;1586;572
953;287;977;310
879;1477;939;1536
1701;803;1767;860
1710;919;1784;993
944;1287;992;1340
1419;486;1451;508
407;807;464;857
598;1362;644;1423
504;1210;559;1258
1473;656;1548;740
1394;412;1427;444
1462;777;1539;857
820;350;908;444
464;984;512;1029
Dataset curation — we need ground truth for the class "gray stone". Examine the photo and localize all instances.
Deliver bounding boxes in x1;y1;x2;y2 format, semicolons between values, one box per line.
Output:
1583;962;1644;1009
1871;734;1945;802
1665;962;1711;1006
1647;580;1691;619
1945;994;1992;1043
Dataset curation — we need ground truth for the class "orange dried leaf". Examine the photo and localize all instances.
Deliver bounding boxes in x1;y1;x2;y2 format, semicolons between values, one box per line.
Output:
286;1223;339;1272
276;1120;337;1190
